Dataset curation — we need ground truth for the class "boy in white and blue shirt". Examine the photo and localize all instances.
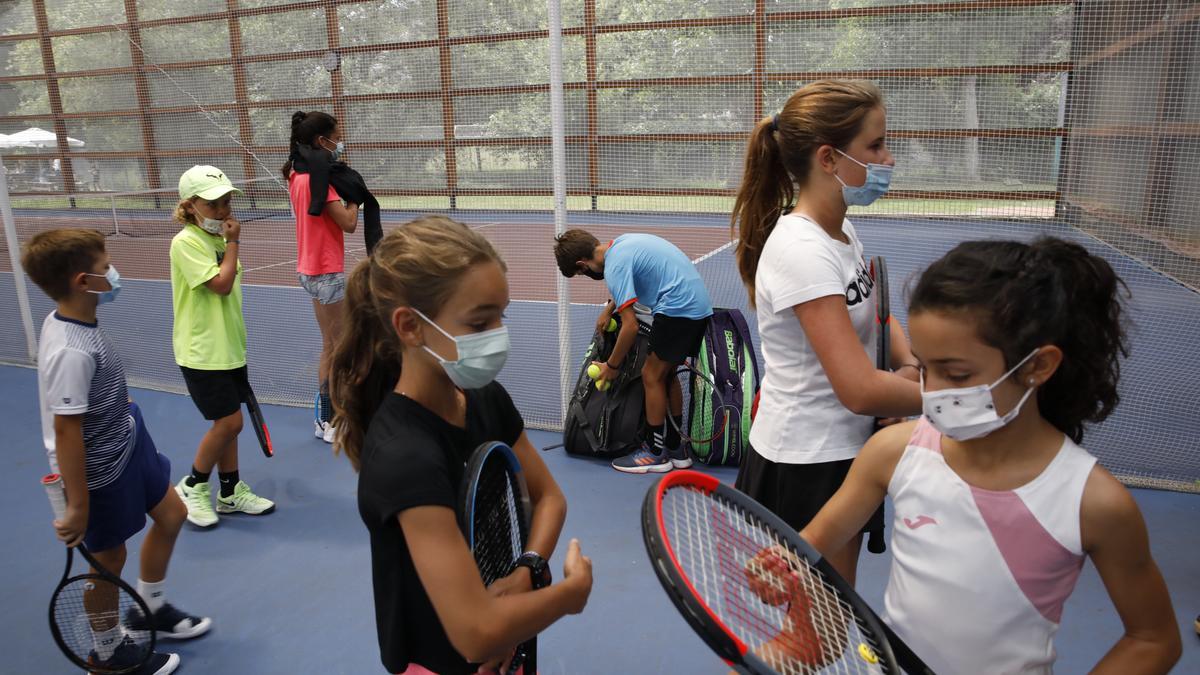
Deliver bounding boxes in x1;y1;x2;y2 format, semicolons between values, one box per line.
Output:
25;229;210;675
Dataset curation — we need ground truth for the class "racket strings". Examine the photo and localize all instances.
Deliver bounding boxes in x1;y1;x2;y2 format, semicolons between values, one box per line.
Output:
472;461;526;586
664;486;889;674
676;365;739;445
53;575;151;667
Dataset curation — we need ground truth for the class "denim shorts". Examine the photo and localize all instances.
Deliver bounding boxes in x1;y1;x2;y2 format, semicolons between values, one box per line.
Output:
298;272;346;305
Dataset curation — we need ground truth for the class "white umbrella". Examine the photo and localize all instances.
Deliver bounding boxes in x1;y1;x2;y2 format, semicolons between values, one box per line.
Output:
2;127;85;148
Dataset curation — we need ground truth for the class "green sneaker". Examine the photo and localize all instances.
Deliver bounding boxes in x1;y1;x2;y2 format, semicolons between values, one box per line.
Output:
175;477;218;528
216;481;276;516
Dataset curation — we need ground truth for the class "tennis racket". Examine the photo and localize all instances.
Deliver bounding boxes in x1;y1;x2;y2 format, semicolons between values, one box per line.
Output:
458;441;539;674
871;256;891;436
672;361;735;446
642;470;934;675
237;376;274;457
43;474;156;674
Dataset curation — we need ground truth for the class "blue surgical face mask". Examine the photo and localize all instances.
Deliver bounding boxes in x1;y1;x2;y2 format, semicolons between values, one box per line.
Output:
85;265;122;305
323;137;345;161
413;308;509;390
835;149;893;207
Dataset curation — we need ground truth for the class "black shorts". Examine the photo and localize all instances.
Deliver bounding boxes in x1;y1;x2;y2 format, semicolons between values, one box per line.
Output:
735;445;885;539
648;314;707;364
180;365;248;421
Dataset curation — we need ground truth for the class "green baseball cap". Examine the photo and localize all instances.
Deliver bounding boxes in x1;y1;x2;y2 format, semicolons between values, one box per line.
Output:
178;165;243;201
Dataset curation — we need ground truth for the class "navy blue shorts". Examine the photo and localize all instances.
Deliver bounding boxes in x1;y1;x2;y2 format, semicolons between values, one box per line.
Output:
84;402;172;553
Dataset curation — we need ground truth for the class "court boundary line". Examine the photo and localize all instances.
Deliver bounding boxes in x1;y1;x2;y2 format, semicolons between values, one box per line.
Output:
690;238;736;264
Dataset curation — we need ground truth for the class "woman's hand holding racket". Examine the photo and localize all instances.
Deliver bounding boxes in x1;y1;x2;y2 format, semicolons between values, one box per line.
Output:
474;539;593;675
744;545;850;671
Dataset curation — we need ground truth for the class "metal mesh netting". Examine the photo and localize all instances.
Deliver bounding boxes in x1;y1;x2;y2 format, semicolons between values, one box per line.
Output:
1;0;1197;491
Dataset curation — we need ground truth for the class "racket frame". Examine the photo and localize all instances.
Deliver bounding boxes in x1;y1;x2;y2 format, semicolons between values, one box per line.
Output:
238;377;273;457
458;441;538;674
672;360;733;446
49;544;158;674
872;256;891;375
643;470;933;674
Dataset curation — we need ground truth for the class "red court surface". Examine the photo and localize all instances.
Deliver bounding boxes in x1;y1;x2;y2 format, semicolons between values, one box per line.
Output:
1;214;732;304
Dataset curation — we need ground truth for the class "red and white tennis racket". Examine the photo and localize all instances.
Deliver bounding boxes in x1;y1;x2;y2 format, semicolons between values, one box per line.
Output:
642;470;934;674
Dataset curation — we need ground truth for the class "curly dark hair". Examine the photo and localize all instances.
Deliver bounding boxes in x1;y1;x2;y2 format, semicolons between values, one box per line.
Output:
909;237;1130;443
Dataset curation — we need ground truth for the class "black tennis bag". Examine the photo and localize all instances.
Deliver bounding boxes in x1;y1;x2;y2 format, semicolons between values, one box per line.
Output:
562;316;651;459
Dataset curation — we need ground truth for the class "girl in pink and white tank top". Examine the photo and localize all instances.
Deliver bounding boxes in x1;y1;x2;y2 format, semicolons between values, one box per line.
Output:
799;238;1181;674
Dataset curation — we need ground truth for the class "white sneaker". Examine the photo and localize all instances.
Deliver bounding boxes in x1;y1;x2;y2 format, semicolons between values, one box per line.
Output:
175;477;218;528
322;422;336;444
314;418;325;439
215;481;275;515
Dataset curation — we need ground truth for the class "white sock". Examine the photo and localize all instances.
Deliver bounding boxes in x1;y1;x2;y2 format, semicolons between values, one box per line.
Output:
138;578;166;614
94;624;123;661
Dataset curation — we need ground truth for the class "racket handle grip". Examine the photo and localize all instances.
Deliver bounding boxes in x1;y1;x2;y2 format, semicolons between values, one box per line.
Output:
43;473;68;520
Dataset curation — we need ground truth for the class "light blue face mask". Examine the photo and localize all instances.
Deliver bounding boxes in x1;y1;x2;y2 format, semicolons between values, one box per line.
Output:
323;137;345;161
835;149;893;206
85;265;122;305
413;308;509;390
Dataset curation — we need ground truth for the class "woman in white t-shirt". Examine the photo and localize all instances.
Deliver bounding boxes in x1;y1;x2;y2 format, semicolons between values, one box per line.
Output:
731;80;922;584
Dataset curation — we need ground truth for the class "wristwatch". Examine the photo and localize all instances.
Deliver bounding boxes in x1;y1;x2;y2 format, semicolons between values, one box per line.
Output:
514;551;552;588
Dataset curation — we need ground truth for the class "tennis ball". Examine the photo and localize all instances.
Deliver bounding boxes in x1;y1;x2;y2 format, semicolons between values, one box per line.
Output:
586;364;601;380
596;379;611;391
605;318;618;332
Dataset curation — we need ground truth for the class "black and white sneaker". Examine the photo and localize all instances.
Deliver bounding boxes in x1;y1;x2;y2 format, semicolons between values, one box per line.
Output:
126;603;213;640
88;636;179;675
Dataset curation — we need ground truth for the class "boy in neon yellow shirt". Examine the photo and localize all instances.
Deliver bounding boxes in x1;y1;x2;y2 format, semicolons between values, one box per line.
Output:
170;166;274;527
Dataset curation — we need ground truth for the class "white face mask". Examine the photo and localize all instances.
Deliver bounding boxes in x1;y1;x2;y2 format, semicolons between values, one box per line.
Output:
193;208;223;235
921;349;1039;441
413;308;509;390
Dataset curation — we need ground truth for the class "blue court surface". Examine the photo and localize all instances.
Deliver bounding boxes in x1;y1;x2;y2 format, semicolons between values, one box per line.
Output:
1;365;1197;674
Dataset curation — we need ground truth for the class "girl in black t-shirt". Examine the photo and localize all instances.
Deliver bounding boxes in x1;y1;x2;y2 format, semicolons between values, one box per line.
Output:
330;216;593;675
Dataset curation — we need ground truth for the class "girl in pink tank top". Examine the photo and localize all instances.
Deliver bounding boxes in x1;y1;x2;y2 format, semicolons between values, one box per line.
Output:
799;237;1180;674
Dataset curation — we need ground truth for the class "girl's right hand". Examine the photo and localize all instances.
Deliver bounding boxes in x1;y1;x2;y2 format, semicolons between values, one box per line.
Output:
222;216;241;242
561;538;593;614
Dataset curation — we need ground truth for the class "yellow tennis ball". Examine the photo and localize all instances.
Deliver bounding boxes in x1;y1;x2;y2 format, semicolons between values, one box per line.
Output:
587;364;601;380
605;318;618;332
596;379;611;391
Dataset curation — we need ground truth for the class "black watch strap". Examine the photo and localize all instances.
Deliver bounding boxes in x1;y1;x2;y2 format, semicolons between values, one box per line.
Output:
515;551;551;588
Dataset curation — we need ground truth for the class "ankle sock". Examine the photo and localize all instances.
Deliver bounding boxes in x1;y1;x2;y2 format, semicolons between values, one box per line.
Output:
94;624;123;661
651;427;666;454
186;466;211;488
218;470;239;498
665;415;683;449
137;578;166;614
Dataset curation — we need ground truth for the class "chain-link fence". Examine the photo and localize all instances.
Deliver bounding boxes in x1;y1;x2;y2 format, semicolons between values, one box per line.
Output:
2;0;1197;491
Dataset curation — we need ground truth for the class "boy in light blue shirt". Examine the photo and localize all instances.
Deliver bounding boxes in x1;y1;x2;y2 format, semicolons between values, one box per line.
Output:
555;229;713;473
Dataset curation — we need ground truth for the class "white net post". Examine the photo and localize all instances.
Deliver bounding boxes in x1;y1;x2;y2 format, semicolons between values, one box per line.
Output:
0;157;37;363
548;0;571;423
